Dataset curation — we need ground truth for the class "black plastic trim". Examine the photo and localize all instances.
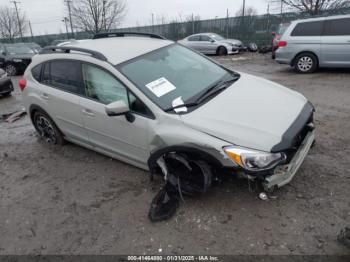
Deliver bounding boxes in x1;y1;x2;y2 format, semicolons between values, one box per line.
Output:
271;101;314;152
39;46;108;62
148;145;223;174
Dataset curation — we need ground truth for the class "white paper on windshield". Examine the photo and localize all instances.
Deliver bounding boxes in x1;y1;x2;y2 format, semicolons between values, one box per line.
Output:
146;77;176;98
172;96;187;113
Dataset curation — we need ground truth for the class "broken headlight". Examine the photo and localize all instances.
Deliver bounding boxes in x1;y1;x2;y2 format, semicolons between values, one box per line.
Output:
223;146;286;172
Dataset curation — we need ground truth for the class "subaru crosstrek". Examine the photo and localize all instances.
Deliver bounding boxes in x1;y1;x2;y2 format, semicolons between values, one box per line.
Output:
20;32;315;192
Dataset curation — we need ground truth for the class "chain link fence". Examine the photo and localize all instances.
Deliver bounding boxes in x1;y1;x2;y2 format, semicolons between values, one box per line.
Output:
2;8;350;47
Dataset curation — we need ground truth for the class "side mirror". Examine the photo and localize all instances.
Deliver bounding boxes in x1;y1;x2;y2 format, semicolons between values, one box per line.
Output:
105;100;129;117
210;39;215;43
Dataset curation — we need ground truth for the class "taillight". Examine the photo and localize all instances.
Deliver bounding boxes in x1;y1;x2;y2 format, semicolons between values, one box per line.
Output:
278;41;288;47
19;79;27;91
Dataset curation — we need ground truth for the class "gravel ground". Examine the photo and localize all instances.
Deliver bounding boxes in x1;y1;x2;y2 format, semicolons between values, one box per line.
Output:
0;53;349;255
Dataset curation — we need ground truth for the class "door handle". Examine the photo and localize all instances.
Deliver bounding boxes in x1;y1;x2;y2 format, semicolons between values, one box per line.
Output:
82;109;95;117
41;93;50;100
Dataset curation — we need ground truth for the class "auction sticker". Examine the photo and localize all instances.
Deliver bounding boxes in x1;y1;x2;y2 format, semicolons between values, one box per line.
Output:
146;77;176;97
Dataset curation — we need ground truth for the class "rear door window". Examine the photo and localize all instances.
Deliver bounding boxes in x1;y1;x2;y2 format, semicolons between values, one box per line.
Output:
291;21;324;36
323;18;350;36
200;35;212;42
41;60;83;95
188;35;200;41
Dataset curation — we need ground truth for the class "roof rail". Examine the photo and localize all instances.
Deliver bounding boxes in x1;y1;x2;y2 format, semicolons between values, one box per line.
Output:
92;32;166;40
39;46;108;62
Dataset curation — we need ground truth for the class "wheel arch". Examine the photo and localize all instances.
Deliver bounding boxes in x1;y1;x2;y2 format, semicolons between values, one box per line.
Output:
291;51;319;67
148;145;224;175
29;104;48;122
216;45;228;55
29;104;64;135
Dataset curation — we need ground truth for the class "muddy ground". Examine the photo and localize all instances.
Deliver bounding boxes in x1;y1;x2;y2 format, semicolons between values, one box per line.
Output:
0;53;349;255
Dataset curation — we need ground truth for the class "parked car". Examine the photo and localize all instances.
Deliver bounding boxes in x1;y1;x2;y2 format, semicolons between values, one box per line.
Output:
0;68;13;97
24;42;42;53
275;15;350;73
0;43;35;76
178;33;244;55
57;39;90;46
271;23;290;59
50;39;76;46
21;32;315;193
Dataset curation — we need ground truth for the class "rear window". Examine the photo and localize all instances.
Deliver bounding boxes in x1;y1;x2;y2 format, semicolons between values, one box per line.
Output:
291;21;324;36
324;18;350;36
31;64;42;82
41;60;83;94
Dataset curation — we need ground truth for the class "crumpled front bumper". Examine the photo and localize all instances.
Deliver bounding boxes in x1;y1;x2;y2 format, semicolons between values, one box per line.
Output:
263;130;315;190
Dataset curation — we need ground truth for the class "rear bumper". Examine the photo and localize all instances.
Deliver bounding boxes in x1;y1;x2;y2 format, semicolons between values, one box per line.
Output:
275;49;293;65
0;76;13;94
264;130;315;189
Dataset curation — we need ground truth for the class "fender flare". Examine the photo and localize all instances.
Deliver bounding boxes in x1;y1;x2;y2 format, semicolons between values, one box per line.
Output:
147;145;223;175
29;104;64;136
29;104;48;122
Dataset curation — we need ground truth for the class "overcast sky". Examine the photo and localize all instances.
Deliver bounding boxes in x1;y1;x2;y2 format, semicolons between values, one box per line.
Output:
0;0;271;36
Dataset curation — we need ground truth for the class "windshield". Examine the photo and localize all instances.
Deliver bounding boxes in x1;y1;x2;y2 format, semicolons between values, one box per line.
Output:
5;45;34;55
119;44;234;110
210;34;225;41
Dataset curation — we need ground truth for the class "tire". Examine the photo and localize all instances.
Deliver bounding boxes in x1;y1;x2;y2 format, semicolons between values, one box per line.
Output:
294;53;318;74
33;110;64;145
248;42;258;52
217;46;228;56
5;64;17;76
1;91;11;97
164;154;213;196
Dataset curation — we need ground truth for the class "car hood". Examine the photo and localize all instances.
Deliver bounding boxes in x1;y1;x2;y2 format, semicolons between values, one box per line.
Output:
180;73;310;152
218;39;242;46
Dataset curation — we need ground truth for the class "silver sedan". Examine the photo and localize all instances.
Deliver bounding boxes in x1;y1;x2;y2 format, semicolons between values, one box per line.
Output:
178;33;243;55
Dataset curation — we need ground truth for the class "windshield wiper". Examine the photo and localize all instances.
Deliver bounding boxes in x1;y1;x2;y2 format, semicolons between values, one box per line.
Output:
194;76;239;105
165;74;239;113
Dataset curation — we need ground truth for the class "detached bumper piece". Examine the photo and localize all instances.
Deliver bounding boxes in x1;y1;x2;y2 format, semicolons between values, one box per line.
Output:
264;129;315;190
0;76;13;94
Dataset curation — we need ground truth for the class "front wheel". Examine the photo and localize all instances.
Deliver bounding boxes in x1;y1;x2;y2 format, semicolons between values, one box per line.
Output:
217;46;228;56
294;53;318;74
33;111;64;145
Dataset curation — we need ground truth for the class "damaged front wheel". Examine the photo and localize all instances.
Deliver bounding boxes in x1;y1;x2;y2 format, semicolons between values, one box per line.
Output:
148;153;213;222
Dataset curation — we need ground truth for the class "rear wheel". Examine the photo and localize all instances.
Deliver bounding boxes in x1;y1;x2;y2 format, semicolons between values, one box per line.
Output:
33;111;64;145
294;53;318;74
5;64;17;76
217;46;228;56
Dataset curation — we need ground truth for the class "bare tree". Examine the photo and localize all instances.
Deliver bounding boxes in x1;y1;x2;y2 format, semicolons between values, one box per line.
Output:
271;0;350;16
0;5;27;40
70;0;126;34
235;6;258;17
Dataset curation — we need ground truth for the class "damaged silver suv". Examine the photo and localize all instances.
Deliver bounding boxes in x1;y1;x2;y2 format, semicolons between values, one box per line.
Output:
21;32;315;194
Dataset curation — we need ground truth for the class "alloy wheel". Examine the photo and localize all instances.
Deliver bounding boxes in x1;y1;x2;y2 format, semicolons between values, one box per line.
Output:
35;115;57;144
5;65;16;76
297;56;313;72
